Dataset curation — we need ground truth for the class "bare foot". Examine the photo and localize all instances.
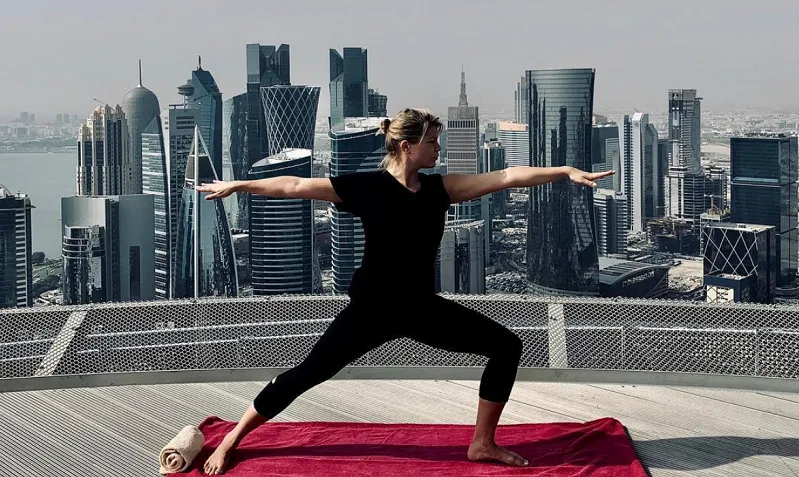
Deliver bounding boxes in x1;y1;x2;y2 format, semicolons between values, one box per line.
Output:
467;440;528;466
203;442;233;475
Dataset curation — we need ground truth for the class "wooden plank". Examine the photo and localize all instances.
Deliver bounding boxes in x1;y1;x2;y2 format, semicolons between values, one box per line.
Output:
454;381;793;476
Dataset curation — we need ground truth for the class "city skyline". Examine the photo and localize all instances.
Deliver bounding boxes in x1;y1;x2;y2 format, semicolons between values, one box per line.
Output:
2;0;799;119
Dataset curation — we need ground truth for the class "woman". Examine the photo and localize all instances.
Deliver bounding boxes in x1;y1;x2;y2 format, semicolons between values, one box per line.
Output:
197;108;613;474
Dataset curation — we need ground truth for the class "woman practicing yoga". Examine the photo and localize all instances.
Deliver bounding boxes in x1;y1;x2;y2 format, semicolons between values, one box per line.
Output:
196;107;614;474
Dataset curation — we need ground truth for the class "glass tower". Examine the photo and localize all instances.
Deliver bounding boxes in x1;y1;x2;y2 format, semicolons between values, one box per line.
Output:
249;149;315;295
329;119;386;293
174;128;238;299
329;47;368;131
186;57;223;176
0;185;33;308
730;134;798;288
525;68;599;295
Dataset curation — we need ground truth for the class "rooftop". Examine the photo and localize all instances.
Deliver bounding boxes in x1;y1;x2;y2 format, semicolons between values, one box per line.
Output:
3;295;799;476
2;380;797;476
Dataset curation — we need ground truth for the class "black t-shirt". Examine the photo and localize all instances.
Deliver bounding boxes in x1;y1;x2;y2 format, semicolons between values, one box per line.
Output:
329;169;451;299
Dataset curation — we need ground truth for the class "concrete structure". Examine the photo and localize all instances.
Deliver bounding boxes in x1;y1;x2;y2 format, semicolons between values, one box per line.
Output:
77;105;130;196
437;219;485;294
0;184;33;308
60;195;155;305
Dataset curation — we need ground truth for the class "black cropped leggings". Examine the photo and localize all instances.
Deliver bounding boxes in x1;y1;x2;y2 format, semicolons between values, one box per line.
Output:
253;295;524;420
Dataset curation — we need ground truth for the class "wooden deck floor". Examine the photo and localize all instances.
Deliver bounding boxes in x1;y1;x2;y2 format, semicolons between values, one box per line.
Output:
1;380;799;476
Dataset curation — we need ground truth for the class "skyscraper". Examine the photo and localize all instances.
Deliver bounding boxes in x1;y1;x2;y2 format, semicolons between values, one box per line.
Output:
730;134;798;288
0;185;33;308
593;189;628;256
186;56;223;176
514;76;528;124
665;89;704;226
368;88;388;117
157;102;199;299
61;195;155;305
249;149;315;295
221;93;249;230
703;222;776;303
525;68;598;295
328;118;386;294
140;115;170;299
121;60;160;194
437;220;486;294
495;121;529;168
592;123;620;191
173;128;238;299
620;113;658;233
329;47;369;131
77;104;130;196
246;43;291;167
447;69;480;220
260;85;321;156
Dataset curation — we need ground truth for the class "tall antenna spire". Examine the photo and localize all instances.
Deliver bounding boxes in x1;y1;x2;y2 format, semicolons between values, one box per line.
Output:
458;65;468;107
138;59;142;87
198;55;202;70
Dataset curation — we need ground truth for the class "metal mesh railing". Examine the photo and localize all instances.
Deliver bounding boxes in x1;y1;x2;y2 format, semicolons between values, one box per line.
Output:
2;294;799;390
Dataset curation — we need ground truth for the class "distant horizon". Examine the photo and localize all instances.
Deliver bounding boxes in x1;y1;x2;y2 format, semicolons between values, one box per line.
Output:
2;0;798;123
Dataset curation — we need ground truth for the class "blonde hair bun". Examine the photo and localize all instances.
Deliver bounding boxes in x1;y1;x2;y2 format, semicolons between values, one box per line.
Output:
378;118;391;135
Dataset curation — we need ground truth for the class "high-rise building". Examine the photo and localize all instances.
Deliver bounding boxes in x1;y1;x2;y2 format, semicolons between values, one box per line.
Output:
328;118;386;294
482;141;508;220
514;76;528;124
665;89;704;227
437;219;486;294
260;85;321;156
61;195;155;305
704;165;728;212
246;43;291;167
121;60;161;195
158;103;199;298
221;93;249;230
77;104;130;196
620;113;658;233
525;68;598;296
329;47;369;131
249;149;315;295
368;88;387;117
185;56;223;175
593;189;628;256
496;121;529;168
140;115;170;299
173;128;238;299
703;222;776;303
592;123;620;191
668;89;702;173
656;138;672;218
730;134;798;288
447;69;480;220
0;185;33;308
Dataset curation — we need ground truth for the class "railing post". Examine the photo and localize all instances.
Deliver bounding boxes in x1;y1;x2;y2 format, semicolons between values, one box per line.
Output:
548;303;568;368
34;311;87;377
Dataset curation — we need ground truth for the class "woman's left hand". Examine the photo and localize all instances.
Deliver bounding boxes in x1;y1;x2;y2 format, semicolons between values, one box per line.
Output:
567;168;616;188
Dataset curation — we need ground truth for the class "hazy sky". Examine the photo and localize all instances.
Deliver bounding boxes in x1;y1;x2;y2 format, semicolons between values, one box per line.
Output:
2;0;797;121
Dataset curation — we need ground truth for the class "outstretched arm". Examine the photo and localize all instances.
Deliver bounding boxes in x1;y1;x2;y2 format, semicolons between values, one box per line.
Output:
441;166;615;203
196;177;342;202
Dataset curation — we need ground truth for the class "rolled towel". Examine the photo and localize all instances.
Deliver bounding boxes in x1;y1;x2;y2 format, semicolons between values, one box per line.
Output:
159;425;205;475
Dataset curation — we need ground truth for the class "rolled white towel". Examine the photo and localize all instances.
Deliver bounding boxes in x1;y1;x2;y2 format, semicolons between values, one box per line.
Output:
159;425;205;474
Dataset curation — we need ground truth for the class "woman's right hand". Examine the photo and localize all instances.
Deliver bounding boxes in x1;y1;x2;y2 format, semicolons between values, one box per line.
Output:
197;180;239;200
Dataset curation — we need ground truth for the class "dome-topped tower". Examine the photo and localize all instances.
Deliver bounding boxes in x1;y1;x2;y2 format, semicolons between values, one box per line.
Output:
121;59;161;194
